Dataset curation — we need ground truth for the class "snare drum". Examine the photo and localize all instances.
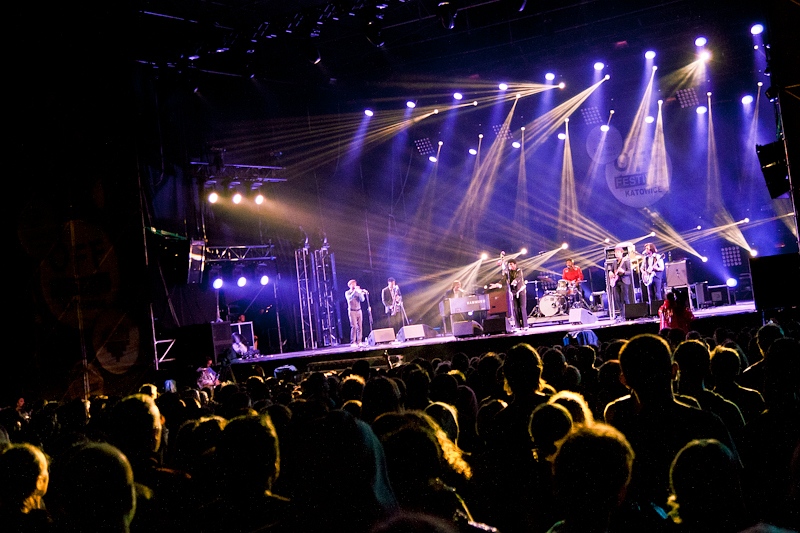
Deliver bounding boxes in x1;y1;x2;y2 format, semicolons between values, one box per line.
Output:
539;293;567;317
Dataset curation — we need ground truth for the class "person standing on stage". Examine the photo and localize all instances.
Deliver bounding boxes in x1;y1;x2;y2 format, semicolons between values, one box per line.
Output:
562;258;585;306
642;243;665;304
445;280;466;300
507;258;527;329
345;279;367;346
610;247;634;318
381;277;403;331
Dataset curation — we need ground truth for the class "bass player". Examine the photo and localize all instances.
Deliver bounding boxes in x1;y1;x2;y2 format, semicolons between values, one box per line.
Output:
507;258;528;329
608;247;634;318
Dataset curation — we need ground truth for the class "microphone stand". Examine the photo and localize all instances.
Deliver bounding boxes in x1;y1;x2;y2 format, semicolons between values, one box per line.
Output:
364;290;374;343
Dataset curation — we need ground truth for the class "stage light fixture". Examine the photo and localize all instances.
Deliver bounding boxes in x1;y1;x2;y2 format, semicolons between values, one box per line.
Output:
481;253;489;260
364;109;374;116
255;194;265;205
437;1;457;30
645;50;656;59
493;124;513;139
750;249;758;257
520;248;527;254
561;243;569;249
696;106;708;114
406;100;416;109
726;278;738;288
256;263;270;285
594;62;605;71
645;116;654;124
650;232;656;237
469;148;478;155
695;36;707;47
701;256;708;263
512;141;521;149
580;106;603;126
414;137;435;155
210;266;223;289
499;83;508;90
429;155;437;163
545;72;555;81
233;265;246;287
208;192;219;203
697;225;702;230
558;82;566;89
600;125;610;132
453;92;463;100
721;246;743;267
232;192;243;204
750;24;764;35
699;50;712;62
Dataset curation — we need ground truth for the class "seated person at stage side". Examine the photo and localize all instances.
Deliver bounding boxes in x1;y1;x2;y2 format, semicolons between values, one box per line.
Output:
231;332;249;356
197;358;221;389
444;280;466;300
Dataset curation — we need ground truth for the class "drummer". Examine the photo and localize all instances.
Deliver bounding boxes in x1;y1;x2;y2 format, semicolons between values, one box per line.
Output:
562;258;585;305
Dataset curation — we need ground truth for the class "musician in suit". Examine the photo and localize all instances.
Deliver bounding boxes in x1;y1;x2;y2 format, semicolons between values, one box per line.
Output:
345;279;367;346
507;258;528;329
609;247;634;318
381;277;404;331
641;243;665;304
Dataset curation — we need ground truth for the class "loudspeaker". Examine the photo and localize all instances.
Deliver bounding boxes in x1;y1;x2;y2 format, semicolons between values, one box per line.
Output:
568;308;597;325
453;320;482;338
483;316;513;334
622;303;649;320
368;328;396;345
396;324;437;342
649;299;664;317
666;260;689;287
708;285;735;306
750;254;800;311
756;141;790;198
487;288;509;315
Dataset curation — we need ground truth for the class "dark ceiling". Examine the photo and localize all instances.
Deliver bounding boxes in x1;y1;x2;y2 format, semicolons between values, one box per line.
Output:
133;0;765;95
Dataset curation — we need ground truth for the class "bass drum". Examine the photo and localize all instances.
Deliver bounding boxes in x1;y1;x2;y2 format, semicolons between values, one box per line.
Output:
539;294;567;317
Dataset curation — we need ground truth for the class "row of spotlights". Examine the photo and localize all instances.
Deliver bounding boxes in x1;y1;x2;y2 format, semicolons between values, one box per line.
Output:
208;192;265;204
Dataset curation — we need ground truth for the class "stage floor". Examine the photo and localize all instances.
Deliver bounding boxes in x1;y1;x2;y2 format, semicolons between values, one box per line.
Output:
229;301;759;375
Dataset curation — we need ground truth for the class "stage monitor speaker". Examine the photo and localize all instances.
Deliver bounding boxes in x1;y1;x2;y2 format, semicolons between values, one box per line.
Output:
368;328;396;346
453;320;482;338
483;316;513;335
568;308;598;325
622;303;649;320
397;324;437;342
693;281;711;308
707;285;735;307
750;254;800;311
649;299;664;317
666;260;689;287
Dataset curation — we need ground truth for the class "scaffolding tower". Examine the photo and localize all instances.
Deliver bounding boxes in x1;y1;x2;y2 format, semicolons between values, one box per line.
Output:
295;244;341;350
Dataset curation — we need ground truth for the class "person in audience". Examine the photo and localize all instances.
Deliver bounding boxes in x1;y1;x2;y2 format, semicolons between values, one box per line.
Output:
592;360;629;420
548;389;594;426
546;423;635;533
672;340;746;435
47;442;137;533
710;346;765;424
668;438;753;533
604;333;736;510
738;322;785;392
361;376;403;424
0;442;52;532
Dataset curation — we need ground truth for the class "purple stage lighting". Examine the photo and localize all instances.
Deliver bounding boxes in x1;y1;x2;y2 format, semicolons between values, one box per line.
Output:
593;62;605;71
364;109;374;116
750;24;764;35
545;72;555;81
453;92;463;100
741;95;754;105
645;50;656;60
695;36;707;47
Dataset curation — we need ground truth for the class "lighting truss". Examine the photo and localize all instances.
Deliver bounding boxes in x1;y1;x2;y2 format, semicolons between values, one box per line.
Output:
414;137;435;155
675;87;699;108
493;124;513;139
580;106;603;126
205;244;277;263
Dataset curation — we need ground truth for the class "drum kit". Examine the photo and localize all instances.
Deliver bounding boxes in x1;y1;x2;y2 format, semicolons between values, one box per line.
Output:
533;279;585;318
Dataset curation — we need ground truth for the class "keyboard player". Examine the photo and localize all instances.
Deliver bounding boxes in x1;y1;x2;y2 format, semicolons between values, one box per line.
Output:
443;280;467;332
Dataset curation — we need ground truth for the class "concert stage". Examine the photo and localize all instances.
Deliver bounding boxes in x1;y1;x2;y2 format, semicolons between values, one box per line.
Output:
227;300;760;380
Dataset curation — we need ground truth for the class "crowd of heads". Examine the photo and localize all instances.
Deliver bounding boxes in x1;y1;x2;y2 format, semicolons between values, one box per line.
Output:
1;314;798;533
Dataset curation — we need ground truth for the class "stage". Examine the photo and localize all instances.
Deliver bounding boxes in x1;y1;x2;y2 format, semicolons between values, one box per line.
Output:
226;300;761;379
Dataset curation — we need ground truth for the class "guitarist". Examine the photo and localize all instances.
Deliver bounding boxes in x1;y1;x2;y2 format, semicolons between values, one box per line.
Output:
609;247;634;318
641;242;665;304
381;277;403;332
507;258;528;329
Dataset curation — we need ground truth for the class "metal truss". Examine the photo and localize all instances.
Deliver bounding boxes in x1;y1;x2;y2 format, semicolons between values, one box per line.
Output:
205;244;277;262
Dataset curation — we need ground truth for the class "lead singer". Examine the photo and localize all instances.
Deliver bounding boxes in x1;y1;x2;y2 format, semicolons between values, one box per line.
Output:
345;279;367;346
507;258;527;329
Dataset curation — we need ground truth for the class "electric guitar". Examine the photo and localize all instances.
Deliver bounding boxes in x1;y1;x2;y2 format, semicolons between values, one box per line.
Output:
641;254;664;287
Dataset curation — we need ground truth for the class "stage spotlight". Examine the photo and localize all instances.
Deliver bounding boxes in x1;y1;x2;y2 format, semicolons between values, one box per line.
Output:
604;238;611;243
364;109;374;116
701;256;708;263
758;81;763;87
699;50;712;62
545;72;555;81
481;252;489;260
208;192;219;203
645;50;656;59
429;155;437;163
472;101;478;106
695;36;707;47
255;194;265;205
232;192;243;204
499;83;508;90
750;249;758;257
645;116;654;124
697;225;702;230
696;106;708;114
600;125;610;132
256;263;270;285
561;243;569;249
557;133;566;140
512;141;521;148
604;74;611;80
558;82;566;89
520;248;527;254
210;266;223;289
453;92;463;100
478;133;483;139
406;100;416;108
469;148;477;155
594;61;605;71
743;218;750;223
436;1;457;30
650;232;656;237
726;278;738;288
750;23;764;35
438;140;444;146
233;265;246;287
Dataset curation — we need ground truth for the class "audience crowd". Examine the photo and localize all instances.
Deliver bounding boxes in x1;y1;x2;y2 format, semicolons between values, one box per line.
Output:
1;317;798;533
